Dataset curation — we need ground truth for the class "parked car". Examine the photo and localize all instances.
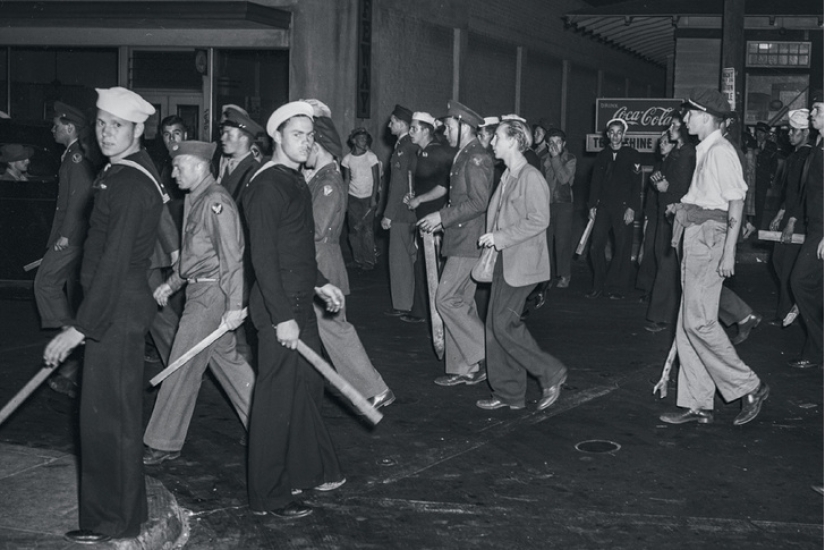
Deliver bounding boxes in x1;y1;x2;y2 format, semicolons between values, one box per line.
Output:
0;118;62;281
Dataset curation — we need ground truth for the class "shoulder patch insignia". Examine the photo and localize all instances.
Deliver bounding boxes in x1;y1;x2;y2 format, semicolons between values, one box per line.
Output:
71;153;83;164
323;185;333;196
211;203;223;214
472;157;482;166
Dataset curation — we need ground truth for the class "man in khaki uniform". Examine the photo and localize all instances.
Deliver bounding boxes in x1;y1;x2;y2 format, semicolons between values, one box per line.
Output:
143;140;254;465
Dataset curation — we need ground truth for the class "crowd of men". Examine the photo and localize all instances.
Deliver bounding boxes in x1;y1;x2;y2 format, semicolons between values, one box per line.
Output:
0;82;816;542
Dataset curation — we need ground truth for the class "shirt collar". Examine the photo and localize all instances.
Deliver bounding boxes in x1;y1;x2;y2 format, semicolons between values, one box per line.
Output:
697;129;725;154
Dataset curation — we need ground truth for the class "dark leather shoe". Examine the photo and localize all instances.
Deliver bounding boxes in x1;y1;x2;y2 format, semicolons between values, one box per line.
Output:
585;289;603;299
731;313;762;345
607;292;625;300
64;530;112;544
384;308;408;317
400;314;425;324
534;291;546;309
659;409;714;424
368;389;396;408
143;446;180;465
645;321;668;333
537;373;567;411
48;375;78;398
733;383;770;425
253;501;313;519
476;397;524;410
434;370;487;386
788;358;819;369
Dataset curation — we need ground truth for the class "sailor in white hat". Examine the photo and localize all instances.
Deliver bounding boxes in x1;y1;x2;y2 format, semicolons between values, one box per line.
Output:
243;102;346;519
43;86;166;544
768;108;812;325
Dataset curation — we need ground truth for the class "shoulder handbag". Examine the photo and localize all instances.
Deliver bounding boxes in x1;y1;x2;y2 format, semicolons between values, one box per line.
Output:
471;177;507;283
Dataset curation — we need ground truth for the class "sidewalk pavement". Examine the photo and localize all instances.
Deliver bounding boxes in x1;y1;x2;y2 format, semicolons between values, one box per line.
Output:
0;443;188;549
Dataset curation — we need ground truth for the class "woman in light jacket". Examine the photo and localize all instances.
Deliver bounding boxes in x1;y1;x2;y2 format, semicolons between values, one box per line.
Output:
476;117;568;411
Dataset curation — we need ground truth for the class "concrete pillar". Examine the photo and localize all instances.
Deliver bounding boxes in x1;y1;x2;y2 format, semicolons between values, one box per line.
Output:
289;0;359;132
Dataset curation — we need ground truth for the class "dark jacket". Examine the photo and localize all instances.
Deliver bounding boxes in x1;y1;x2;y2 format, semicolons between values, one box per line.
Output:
410;140;452;219
242;163;327;329
220;153;261;204
440;139;493;258
74;149;163;340
588;145;642;212
384;134;418;224
48;140;94;247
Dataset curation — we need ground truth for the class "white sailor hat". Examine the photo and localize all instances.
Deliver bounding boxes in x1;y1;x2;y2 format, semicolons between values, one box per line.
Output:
605;118;629;132
266;101;314;138
95;87;155;123
788;109;810;130
501;114;526;123
302;98;332;118
412;112;437;127
480;116;500;128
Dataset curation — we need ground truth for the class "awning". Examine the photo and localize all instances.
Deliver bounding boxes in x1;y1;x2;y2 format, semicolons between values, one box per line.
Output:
0;1;290;29
0;1;291;47
564;0;824;67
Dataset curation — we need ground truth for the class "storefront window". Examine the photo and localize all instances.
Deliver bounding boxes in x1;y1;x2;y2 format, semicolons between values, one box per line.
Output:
745;74;809;125
7;47;118;122
747;42;811;68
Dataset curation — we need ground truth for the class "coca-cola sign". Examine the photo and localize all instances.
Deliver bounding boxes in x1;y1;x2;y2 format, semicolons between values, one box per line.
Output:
596;98;684;135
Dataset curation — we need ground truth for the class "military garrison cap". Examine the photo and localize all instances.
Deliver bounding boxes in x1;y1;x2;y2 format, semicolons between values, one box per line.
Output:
314;117;343;159
170;140;217;162
392;104;413;125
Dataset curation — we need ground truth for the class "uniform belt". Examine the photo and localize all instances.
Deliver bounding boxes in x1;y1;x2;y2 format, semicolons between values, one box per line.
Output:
186;277;218;283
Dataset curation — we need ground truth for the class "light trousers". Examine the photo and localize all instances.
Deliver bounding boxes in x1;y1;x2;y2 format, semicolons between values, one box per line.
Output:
435;255;485;375
314;300;389;399
144;282;254;452
675;222;760;411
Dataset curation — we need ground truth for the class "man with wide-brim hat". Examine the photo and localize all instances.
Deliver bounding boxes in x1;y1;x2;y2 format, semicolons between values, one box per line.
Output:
788;90;824;370
658;87;769;428
43;86;167;544
418;100;493;388
142;140;255;467
242;102;346;520
0;143;34;181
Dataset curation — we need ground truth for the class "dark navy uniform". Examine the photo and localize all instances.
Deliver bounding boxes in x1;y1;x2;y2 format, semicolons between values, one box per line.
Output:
410;140;452;319
34;140;94;328
243;163;342;511
587;145;642;295
73;149;163;538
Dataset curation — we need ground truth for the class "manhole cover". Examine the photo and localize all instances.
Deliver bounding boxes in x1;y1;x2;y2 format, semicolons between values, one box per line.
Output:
575;440;621;454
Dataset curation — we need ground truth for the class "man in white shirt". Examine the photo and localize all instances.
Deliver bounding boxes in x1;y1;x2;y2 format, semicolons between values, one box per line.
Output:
659;88;768;427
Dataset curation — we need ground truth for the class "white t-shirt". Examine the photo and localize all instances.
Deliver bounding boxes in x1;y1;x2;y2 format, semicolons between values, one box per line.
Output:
342;151;381;198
